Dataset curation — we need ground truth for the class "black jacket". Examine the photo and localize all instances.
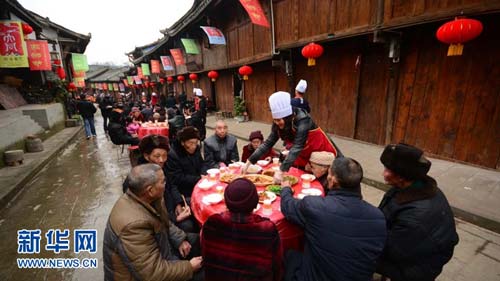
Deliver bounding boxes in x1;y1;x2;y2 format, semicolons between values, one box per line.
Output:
166;95;176;109
203;134;239;168
377;176;459;281
76;100;96;118
166;140;208;198
281;188;387;281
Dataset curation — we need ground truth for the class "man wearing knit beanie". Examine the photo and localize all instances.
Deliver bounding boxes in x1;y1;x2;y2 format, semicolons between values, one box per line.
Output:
377;143;458;281
201;178;283;280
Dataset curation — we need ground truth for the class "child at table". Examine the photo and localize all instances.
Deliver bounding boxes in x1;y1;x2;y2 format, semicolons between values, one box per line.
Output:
125;116;140;135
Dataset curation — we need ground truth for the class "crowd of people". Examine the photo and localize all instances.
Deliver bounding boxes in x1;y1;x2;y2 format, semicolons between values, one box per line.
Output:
95;80;458;281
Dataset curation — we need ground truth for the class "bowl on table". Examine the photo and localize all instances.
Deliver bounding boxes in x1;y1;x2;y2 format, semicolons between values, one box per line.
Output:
246;164;262;174
257;160;270;166
300;174;316;188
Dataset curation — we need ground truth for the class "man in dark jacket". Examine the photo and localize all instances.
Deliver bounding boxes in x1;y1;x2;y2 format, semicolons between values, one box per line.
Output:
97;92;114;133
281;157;387;281
76;94;97;139
166;126;208;200
107;110;139;145
166;93;177;109
204;120;239;168
377;143;459;281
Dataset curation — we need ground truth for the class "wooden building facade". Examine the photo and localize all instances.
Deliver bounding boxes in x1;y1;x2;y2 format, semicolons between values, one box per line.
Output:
129;0;500;169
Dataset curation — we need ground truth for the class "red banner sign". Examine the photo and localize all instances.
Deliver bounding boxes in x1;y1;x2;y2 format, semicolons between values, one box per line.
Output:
239;0;270;28
170;49;185;66
0;21;29;68
151;60;161;74
160;56;174;71
137;67;143;78
102;83;108;90
26;40;51;70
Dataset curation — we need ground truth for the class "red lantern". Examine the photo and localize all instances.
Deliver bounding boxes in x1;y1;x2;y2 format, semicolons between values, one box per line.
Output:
57;67;66;79
67;82;76;91
167;76;174;84
301;42;324;66
208;70;219;82
436;17;483;56
150;82;156;88
22;23;33;36
189;73;198;83
238;65;253;80
177;75;185;84
159;78;165;84
53;59;61;66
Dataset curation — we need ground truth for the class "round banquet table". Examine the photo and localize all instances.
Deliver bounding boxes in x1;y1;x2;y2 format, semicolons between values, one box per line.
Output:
137;124;169;139
191;166;324;252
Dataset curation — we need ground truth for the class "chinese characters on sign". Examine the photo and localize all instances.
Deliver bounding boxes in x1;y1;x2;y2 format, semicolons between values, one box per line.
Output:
239;0;270;28
200;26;226;45
26;40;51;71
137;67;143;79
71;53;89;71
18;229;97;254
181;38;200;54
0;21;29;68
160;56;174;71
150;60;161;74
170;49;185;65
141;63;151;76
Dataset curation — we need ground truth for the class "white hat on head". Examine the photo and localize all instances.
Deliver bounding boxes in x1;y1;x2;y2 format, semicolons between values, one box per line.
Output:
194;88;203;96
269;91;292;119
295;79;307;93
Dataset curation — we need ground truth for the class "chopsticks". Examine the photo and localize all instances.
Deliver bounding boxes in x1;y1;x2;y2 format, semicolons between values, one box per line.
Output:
181;194;188;209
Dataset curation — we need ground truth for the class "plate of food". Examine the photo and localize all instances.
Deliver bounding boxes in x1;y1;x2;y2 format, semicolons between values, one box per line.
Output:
301;188;322;196
246;164;262;174
220;173;239;183
258;191;277;203
202;193;223;205
266;185;282;195
242;174;274;186
198;179;215;190
282;175;299;186
262;169;275;177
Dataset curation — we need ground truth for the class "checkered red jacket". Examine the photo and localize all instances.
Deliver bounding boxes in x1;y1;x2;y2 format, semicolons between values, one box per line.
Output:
201;211;283;281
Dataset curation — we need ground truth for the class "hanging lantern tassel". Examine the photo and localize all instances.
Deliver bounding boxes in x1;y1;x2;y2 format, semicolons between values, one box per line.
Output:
436;17;483;57
208;70;219;82
307;58;315;66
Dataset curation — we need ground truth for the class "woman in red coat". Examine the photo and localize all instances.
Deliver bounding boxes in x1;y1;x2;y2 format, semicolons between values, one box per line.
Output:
241;130;278;162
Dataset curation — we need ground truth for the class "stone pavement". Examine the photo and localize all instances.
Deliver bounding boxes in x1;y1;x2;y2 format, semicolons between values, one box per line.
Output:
0;126;82;207
206;114;500;233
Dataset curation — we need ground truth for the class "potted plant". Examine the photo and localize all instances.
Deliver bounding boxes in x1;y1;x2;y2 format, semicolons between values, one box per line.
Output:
233;96;246;122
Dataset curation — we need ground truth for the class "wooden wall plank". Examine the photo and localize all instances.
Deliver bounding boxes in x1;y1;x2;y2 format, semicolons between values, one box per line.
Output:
298;0;316;39
238;23;254;60
333;0;352;30
355;43;390;145
244;62;275;123
274;0;295;46
253;24;272;56
227;29;239;63
215;70;234;112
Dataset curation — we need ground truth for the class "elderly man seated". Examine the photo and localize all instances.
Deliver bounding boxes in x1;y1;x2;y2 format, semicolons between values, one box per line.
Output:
304;151;335;193
103;164;203;281
204;120;239;168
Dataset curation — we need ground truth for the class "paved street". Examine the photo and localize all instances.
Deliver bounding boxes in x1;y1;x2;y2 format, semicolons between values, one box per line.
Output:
0;117;498;280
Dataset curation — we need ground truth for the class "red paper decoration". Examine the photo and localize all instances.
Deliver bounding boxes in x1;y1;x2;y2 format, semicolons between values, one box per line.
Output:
177;75;185;83
167;76;174;84
238;65;253;80
208;70;219;82
436;17;483;56
189;73;198;83
57;67;66;79
22;23;33;35
301;42;324;66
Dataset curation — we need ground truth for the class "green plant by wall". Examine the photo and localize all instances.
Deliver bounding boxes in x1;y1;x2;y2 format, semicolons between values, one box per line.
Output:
234;96;246;117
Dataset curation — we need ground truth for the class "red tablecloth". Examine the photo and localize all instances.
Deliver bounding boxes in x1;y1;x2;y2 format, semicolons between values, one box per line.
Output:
191;167;324;252
137;126;169;139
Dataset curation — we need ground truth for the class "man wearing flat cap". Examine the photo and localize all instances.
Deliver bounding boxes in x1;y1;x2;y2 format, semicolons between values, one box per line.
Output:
201;178;282;281
377;143;458;281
